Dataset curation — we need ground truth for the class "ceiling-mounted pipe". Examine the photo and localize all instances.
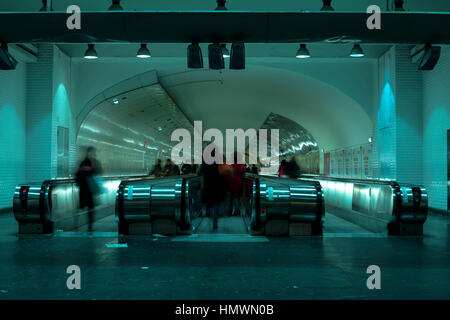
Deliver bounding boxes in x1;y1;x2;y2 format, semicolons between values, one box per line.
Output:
215;0;227;11
109;0;123;11
40;0;53;11
320;0;334;11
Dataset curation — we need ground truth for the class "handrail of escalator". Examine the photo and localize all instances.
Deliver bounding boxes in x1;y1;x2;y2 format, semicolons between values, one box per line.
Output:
116;174;202;235
298;174;428;235
243;173;325;235
13;174;156;233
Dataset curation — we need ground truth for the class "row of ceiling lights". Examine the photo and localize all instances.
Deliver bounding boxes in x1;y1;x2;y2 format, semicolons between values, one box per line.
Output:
295;43;365;58
84;43;364;59
84;43;229;60
84;43;231;60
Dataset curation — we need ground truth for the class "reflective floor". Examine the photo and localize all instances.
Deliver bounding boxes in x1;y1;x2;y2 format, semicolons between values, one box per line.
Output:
0;212;449;299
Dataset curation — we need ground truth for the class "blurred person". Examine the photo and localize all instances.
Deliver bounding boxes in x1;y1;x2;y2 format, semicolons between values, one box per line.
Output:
164;158;173;175
286;157;300;178
150;159;163;176
229;152;246;216
219;155;234;217
279;159;288;177
75;146;102;233
202;150;228;230
181;163;193;175
251;164;258;174
171;160;181;175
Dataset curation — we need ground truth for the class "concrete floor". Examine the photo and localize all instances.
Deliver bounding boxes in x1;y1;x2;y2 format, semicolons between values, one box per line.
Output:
0;212;449;300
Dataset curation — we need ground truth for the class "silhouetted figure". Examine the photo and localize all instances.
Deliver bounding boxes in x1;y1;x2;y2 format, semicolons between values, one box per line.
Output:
164;159;173;176
75;146;102;233
229;152;246;216
251;164;258;174
150;159;163;176
181;163;193;175
286;158;300;178
201;152;228;230
171;161;180;175
279;159;288;177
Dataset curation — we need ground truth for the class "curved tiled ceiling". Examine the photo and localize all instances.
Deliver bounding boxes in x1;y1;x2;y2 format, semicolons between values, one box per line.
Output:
77;83;193;175
159;66;373;150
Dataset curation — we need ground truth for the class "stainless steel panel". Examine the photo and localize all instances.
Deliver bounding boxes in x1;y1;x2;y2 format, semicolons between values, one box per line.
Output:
14;175;147;233
13;184;42;222
260;112;319;174
185;176;202;226
77;83;194;176
122;185;151;222
301;175;428;234
150;179;183;220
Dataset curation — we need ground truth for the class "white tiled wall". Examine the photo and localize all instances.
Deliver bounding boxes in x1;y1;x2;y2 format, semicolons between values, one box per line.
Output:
374;47;397;180
52;47;77;178
423;46;450;212
395;46;423;184
25;45;55;182
0;63;27;210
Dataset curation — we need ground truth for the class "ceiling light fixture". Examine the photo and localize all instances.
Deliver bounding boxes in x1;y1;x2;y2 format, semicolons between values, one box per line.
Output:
350;44;365;57
187;43;203;68
108;0;123;10
221;44;230;58
296;44;311;58
208;43;225;69
320;0;334;11
0;42;18;70
112;98;119;105
215;0;227;10
84;44;98;59
230;42;245;70
394;0;405;11
137;44;151;58
40;0;53;11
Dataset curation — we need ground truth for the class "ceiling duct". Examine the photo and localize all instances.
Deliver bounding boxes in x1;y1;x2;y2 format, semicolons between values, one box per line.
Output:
39;0;53;11
320;0;334;11
230;42;245;70
215;0;227;10
0;43;18;70
109;0;123;11
187;43;203;68
208;43;225;69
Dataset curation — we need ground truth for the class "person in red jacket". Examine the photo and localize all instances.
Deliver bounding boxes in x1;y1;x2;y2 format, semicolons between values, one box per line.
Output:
229;152;246;216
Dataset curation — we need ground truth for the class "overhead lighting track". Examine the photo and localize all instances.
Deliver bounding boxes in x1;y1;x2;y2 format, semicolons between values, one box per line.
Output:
2;12;449;45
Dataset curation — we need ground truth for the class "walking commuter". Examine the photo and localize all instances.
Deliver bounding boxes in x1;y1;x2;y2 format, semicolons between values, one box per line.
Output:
181;163;193;175
171;160;181;175
279;159;288;177
229;152;246;216
219;156;234;217
286;157;300;178
150;159;163;176
75;146;102;233
163;159;173;176
201;151;227;230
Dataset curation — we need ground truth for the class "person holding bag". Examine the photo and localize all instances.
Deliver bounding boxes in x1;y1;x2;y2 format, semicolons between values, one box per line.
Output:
75;146;102;233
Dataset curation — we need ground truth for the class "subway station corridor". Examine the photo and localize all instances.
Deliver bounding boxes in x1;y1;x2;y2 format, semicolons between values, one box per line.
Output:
0;0;449;312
